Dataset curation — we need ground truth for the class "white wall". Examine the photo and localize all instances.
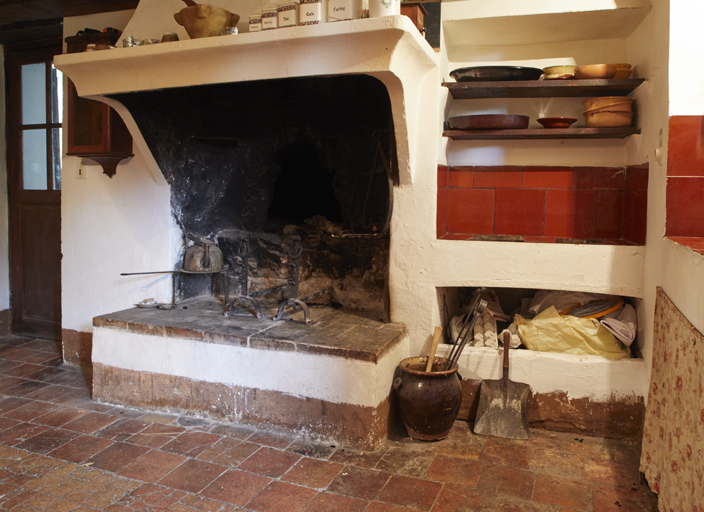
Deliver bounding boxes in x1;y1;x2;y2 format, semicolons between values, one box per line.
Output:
62;11;179;334
0;48;10;311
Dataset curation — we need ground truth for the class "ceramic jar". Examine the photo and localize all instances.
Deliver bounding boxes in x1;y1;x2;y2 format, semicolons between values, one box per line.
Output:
261;8;278;30
278;3;299;27
248;14;263;32
300;0;326;25
393;356;462;440
328;0;361;21
369;0;400;18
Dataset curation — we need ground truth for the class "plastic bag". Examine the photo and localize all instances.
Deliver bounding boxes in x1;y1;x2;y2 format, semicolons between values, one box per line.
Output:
514;306;630;359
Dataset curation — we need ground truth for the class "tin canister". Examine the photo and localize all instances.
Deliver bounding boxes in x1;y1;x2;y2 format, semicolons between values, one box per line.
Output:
328;0;361;21
278;3;298;27
248;14;263;32
262;8;278;30
369;0;400;17
299;0;326;25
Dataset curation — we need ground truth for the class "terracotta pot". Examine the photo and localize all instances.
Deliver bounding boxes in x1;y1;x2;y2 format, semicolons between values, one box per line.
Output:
393;356;463;440
174;4;240;39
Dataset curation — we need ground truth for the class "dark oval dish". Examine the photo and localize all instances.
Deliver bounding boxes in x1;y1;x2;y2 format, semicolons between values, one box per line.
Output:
450;66;544;82
447;114;530;130
537;117;577;128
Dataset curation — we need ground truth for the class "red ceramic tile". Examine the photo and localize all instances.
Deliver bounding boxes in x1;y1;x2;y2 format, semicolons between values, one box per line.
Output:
437;187;448;238
15;428;80;454
440;233;472;240
473;166;523;189
2;401;57;422
523;166;573;189
448;168;473;188
573;167;626;190
0;417;21;432
238;447;301;478
246;481;317;512
623;190;648;244
87;441;150;473
247;431;294;449
666;177;704;237
667;115;704;177
199;440;261;467
47;434;114;463
668;236;704;255
127;423;186;449
592;484;658;512
327;466;390;500
328;448;386;469
437;165;448;188
159;458;227;494
596;190;624;239
531;448;585;480
494;189;544;236
430;485;487;511
447;188;495;235
476;463;535;500
377;475;442;511
94;418;151;441
33;407;88;427
585;459;640;489
119;449;187;483
625;164;649;190
2;363;44;378
523;236;555;243
302;492;367;512
544;189;597;239
0;422;49;445
0;397;31;415
283;457;343;488
427;454;481;487
533;474;589;509
201;469;271;506
480;439;531;469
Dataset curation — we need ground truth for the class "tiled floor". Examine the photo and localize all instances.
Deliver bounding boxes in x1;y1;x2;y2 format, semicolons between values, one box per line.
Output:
0;335;659;511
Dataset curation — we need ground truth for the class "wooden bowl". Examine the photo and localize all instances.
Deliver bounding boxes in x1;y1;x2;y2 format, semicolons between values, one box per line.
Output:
537;117;577;128
574;64;617;79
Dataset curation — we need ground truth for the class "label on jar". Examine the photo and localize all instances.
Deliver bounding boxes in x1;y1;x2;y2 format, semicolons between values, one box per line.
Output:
278;4;298;27
328;0;360;21
248;15;263;32
262;9;278;30
300;0;323;25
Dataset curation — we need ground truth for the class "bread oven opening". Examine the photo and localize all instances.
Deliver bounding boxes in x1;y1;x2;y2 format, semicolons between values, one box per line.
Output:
111;74;395;321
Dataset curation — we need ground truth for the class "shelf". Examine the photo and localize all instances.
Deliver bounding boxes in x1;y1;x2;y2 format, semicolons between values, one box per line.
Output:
444;127;640;140
443;79;646;99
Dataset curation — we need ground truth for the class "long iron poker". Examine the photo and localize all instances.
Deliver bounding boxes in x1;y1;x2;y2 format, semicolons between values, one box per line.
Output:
444;298;488;371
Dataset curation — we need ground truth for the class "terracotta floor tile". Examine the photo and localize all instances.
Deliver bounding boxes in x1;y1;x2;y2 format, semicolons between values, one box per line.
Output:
137;412;179;425
476;462;535;500
119;449;187;483
480;439;531;469
427;454;481;487
237;446;301;478
15;428;81;454
199;440;260;467
61;412;119;434
328;465;391;500
366;503;420;512
200;468;271;506
247;430;294;449
377;474;442;511
33;407;89;428
329;447;387;468
178;492;230;511
0;488;38;509
0;422;49;445
0;396;32;415
9;492;82;511
585;459;640;489
161;431;222;457
375;446;436;478
48;435;115;464
533;474;590;509
246;481;317;512
94;418;151;441
302;491;368;512
159;458;227;494
106;483;186;511
126;422;186;449
531;448;585;479
283;457;344;488
61;471;141;508
592;484;658;512
25;385;82;404
429;485;487;512
2;363;45;378
210;423;255;440
0;416;21;432
4;452;65;477
287;440;337;460
0;377;30;394
432;435;486;460
87;441;150;473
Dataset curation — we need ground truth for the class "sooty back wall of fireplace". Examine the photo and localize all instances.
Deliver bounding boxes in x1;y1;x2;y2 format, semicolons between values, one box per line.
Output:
111;74;395;320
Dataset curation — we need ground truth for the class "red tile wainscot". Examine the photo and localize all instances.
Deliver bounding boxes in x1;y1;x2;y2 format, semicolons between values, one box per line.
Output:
666;177;704;237
667;115;704;177
495;189;544;236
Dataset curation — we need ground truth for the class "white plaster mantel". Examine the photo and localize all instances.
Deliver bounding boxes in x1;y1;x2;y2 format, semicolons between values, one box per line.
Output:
54;16;439;185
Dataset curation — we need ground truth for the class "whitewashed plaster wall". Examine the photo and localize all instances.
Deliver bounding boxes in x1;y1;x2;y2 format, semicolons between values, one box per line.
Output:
0;48;9;311
62;11;179;334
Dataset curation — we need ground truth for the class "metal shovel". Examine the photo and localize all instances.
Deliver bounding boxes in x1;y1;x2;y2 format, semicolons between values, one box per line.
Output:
473;332;530;439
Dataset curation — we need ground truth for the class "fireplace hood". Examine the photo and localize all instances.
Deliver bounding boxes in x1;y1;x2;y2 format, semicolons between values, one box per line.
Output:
54;15;439;186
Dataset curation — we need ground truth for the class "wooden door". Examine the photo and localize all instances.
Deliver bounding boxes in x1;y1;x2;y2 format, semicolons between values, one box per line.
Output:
5;39;63;340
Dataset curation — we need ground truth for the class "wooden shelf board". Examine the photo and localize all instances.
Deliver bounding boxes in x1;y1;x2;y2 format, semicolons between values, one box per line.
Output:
443;79;646;99
444;127;640;140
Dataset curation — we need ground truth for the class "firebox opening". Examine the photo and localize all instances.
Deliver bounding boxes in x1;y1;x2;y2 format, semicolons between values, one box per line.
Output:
267;142;343;229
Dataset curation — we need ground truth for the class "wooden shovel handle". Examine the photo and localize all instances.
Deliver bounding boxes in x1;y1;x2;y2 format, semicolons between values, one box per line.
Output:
503;331;510;369
425;326;443;372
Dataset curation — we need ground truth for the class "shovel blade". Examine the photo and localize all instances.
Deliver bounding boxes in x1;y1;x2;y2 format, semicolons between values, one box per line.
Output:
473;378;530;440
